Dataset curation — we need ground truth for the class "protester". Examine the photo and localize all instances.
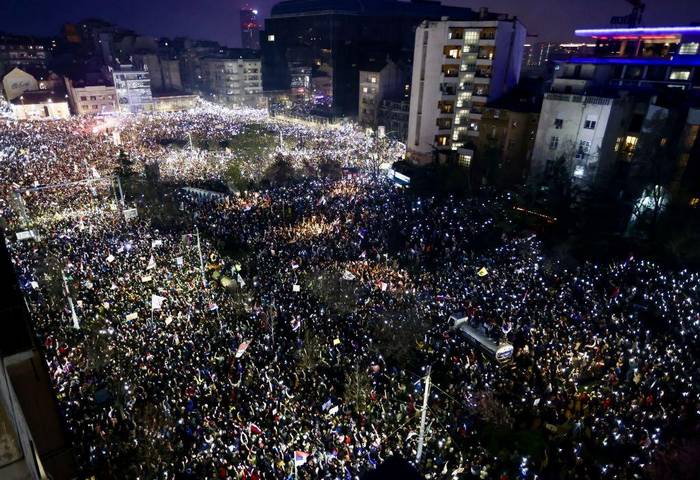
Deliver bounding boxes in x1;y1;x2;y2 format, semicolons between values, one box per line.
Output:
2;103;699;480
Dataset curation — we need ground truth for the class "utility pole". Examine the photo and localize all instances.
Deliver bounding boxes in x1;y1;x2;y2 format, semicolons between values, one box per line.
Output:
116;176;125;206
62;269;79;329
195;225;207;289
415;366;432;465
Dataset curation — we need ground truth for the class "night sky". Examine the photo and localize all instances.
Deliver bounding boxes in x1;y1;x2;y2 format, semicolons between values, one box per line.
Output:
2;0;700;46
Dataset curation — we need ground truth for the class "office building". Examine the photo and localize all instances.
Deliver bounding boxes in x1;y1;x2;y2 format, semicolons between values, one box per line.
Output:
240;6;261;50
112;65;154;113
406;17;527;164
261;0;499;118
200;55;263;107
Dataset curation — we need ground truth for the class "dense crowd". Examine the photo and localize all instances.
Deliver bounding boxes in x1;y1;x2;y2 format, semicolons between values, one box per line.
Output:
1;105;699;480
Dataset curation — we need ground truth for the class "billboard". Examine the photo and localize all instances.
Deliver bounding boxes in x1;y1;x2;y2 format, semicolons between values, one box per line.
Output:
112;70;153;113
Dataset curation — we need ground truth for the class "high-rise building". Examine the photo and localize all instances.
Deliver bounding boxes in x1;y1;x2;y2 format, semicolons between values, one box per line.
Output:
0;34;49;78
261;0;497;118
240;6;261;50
358;58;407;129
406;18;527;164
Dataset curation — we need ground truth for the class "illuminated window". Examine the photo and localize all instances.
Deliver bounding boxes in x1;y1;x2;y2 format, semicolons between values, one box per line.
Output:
435;135;449;147
679;43;699;55
362;87;368;93
370;76;377;83
690;197;700;207
267;35;275;42
464;31;480;45
669;69;691;81
459;153;472;167
576;140;591;159
573;165;585;178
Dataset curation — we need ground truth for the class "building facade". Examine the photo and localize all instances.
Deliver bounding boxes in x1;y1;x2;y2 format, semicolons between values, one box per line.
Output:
407;18;527;164
65;79;117;115
10;91;70;120
378;98;411;141
0;34;49;78
112;66;154;113
358;59;406;129
200;57;263;107
530;25;700;194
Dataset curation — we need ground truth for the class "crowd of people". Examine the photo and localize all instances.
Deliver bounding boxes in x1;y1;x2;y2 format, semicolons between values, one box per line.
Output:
1;104;699;480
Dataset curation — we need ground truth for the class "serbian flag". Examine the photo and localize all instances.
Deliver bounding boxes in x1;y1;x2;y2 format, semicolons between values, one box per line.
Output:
294;450;310;466
236;341;251;358
249;423;262;435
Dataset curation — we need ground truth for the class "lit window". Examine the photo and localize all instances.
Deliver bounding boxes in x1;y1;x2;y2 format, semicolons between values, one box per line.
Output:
679;43;699;55
669;69;691;81
690;197;700;207
267;34;275;42
573;165;585;178
370;76;377;83
362;87;368;93
459;153;472;167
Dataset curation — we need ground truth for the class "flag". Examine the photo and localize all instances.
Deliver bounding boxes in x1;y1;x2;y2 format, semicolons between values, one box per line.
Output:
175;256;184;267
333;338;341;346
328;405;339;415
126;312;138;321
477;267;488;277
106;254;115;263
151;294;166;311
165;316;173;326
380;282;388;292
237;273;245;287
293;284;301;292
147;255;156;270
291;261;299;270
322;399;332;411
208;302;219;312
236;340;251;358
342;270;356;281
294;451;310;466
249;422;262;435
141;275;152;283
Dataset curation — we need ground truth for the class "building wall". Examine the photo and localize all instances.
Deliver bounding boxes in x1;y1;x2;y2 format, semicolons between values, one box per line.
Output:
530;93;632;188
358;63;404;128
2;68;38;101
12;101;70;120
154;94;198;112
66;83;117;115
112;69;154;113
160;59;183;91
201;58;262;106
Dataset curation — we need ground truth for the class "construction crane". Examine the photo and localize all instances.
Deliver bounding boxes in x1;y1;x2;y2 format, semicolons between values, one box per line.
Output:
610;0;646;28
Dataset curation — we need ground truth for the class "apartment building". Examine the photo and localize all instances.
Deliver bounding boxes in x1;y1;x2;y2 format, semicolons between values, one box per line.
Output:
358;58;406;129
65;78;117;115
112;65;154;113
200;57;263;107
407;18;527;164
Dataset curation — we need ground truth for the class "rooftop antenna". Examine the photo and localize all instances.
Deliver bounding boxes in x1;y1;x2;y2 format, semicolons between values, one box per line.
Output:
610;1;646;28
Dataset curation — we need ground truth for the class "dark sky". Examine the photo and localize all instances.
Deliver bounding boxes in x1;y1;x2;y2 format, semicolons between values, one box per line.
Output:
2;0;700;46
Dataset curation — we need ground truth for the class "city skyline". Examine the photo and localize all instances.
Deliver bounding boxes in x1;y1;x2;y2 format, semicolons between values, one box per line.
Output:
2;0;700;46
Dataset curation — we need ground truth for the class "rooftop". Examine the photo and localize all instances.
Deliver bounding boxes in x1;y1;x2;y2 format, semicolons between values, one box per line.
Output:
575;26;700;38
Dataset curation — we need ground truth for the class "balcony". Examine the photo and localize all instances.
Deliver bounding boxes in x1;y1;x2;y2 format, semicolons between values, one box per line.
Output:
476;58;493;66
471;94;488;103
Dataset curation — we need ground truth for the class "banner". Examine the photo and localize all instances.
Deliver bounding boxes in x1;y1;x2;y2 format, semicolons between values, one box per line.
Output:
151;294;166;310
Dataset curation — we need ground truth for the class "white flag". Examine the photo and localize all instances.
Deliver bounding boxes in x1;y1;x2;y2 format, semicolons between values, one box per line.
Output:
126;312;138;321
293;284;301;292
236;340;251;358
151;294;166;310
146;255;156;270
342;270;356;281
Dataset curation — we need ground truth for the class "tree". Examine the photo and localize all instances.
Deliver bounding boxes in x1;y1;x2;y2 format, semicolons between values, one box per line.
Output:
344;365;372;413
297;328;324;371
263;157;296;185
225;160;249;192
